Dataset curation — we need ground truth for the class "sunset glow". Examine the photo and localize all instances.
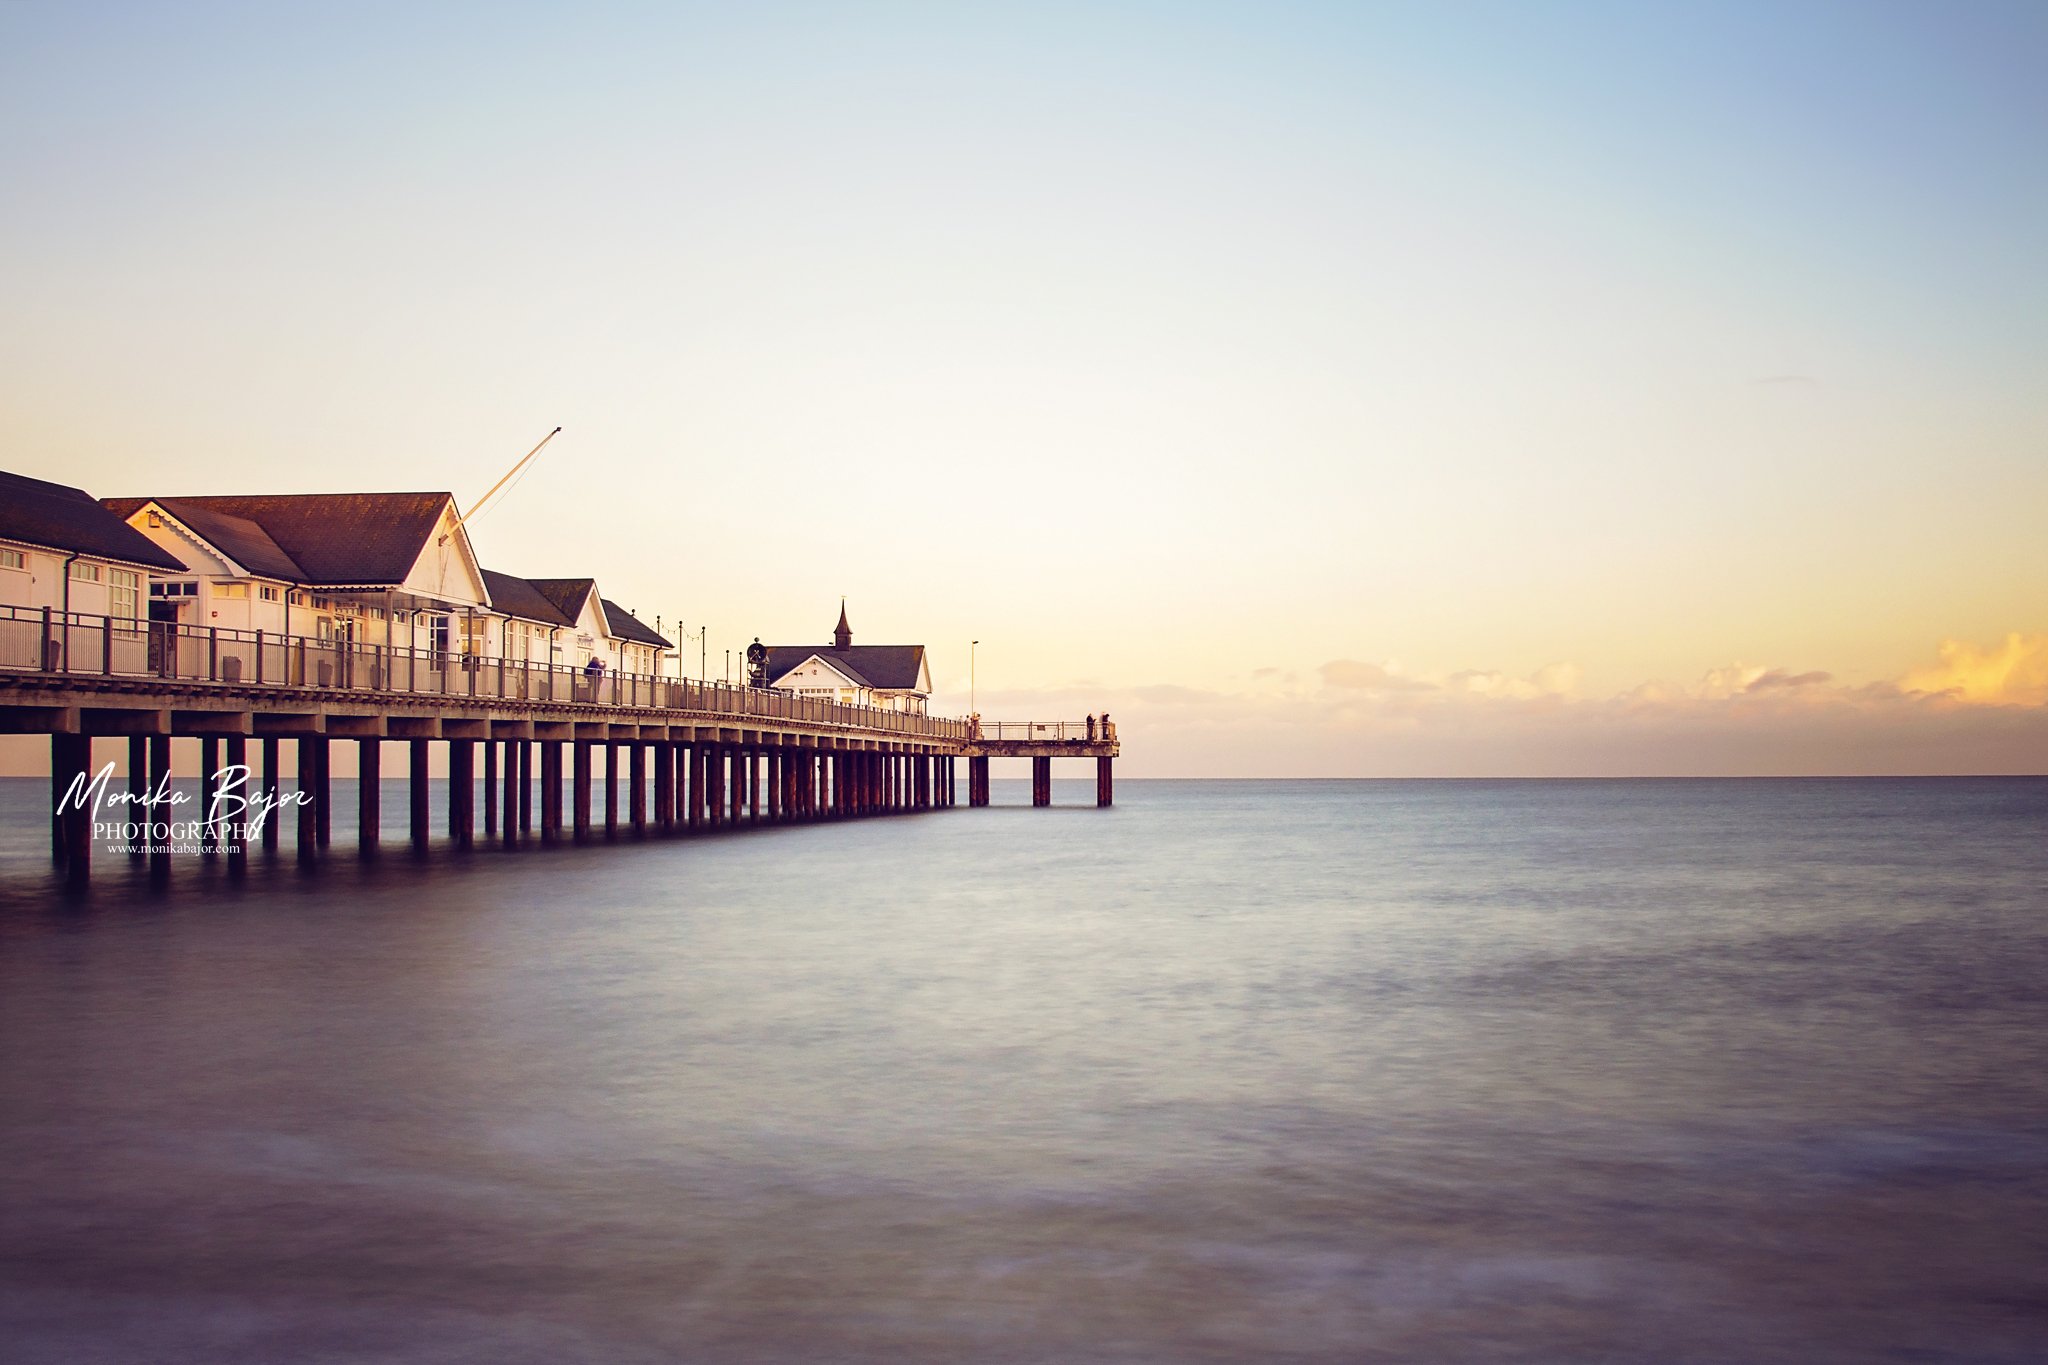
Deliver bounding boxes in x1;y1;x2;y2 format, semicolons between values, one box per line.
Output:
2;2;2042;774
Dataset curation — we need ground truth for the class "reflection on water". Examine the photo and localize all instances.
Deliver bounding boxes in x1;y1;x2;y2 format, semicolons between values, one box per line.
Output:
2;777;2046;1362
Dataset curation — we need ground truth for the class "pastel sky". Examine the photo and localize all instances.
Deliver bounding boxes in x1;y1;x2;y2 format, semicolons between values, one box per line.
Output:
3;1;2044;775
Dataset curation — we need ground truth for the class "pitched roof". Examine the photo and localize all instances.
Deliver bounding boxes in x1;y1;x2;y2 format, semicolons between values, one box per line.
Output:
600;598;672;649
1;470;186;571
98;492;451;586
103;497;305;581
480;569;575;627
764;644;927;692
522;578;597;626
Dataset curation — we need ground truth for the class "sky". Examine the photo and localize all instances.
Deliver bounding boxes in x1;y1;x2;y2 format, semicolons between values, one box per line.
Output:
2;1;2044;775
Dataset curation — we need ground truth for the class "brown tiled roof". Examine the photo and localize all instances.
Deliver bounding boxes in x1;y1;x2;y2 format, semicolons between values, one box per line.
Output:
480;569;575;627
2;471;185;571
764;644;927;691
600;598;672;649
522;578;597;627
99;492;452;586
103;497;305;581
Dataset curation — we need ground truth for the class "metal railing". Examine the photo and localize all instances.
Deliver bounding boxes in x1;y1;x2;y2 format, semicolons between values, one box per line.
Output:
972;719;1116;743
0;605;972;740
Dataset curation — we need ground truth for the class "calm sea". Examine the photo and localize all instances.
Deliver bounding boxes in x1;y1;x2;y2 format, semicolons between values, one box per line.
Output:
1;776;2045;1362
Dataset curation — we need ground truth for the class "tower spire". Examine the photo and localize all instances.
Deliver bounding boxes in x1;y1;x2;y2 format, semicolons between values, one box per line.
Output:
833;598;851;650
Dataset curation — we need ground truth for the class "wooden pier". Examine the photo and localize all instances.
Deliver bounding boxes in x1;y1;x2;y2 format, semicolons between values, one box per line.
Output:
4;606;1118;886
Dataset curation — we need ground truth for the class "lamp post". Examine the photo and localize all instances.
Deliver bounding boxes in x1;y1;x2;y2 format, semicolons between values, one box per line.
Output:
971;639;979;717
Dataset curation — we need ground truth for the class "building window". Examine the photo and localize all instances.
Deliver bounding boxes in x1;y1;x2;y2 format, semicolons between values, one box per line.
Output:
151;580;198;597
70;561;102;583
259;585;281;602
109;569;140;624
290;592;308;607
217;582;248;600
0;548;25;570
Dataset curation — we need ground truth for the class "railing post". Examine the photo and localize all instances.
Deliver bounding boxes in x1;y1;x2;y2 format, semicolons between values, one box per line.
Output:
208;627;219;682
40;606;53;672
255;629;265;684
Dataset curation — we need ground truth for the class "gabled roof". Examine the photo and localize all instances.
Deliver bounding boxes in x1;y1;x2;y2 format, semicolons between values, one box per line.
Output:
522;577;599;628
764;644;928;692
479;569;575;627
104;497;305;581
99;492;452;586
1;470;185;571
767;651;869;690
600;598;672;649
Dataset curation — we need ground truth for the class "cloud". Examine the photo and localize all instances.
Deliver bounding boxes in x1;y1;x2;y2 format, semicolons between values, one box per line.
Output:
1755;374;1821;386
1744;668;1833;693
1319;659;1435;692
948;632;2048;778
1901;633;2048;706
1130;683;1223;707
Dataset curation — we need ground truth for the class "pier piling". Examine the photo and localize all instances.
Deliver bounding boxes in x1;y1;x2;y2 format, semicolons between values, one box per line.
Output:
261;738;280;854
359;738;380;857
409;739;430;852
450;739;474;848
148;735;171;883
225;734;248;874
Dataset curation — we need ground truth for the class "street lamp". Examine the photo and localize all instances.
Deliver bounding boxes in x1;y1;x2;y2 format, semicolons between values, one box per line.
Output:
971;640;979;717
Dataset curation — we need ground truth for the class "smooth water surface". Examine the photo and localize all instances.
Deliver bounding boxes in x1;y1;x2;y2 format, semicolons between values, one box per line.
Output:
2;777;2045;1362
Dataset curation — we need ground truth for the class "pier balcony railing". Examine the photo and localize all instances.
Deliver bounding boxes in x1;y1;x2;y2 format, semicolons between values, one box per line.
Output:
0;605;971;741
971;720;1116;743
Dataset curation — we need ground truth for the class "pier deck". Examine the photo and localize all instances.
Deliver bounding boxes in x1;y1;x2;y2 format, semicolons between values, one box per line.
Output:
3;605;1117;885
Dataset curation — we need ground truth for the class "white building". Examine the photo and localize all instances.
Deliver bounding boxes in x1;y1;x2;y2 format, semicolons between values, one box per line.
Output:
518;577;672;677
762;604;931;713
103;491;493;658
1;470;185;669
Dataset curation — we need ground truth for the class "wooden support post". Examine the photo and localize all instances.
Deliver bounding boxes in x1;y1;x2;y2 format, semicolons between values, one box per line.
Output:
541;742;563;843
483;740;497;838
501;740;518;849
312;737;331;850
654;741;674;832
48;735;65;864
748;748;761;824
261;737;281;853
631;743;648;835
52;734;92;886
518;741;532;839
1032;756;1052;807
128;736;147;859
729;747;744;827
199;737;220;859
225;734;248;874
604;742;619;839
572;740;592;843
1097;755;1114;807
708;745;725;828
359;738;380;857
969;755;989;807
449;739;474;848
410;738;431;851
685;744;702;831
148;735;172;883
297;739;319;862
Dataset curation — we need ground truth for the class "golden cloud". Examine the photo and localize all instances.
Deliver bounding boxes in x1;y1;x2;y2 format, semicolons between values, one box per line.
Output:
1901;633;2048;706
